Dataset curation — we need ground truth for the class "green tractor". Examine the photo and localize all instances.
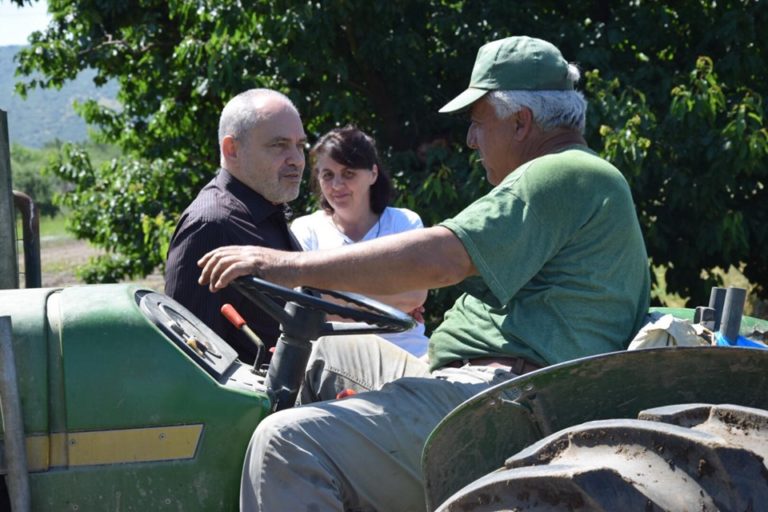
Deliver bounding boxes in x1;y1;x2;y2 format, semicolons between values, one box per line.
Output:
2;111;768;511
2;280;768;511
0;279;420;511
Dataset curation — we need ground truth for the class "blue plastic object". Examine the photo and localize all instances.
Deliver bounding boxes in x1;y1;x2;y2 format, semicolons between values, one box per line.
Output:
715;331;768;349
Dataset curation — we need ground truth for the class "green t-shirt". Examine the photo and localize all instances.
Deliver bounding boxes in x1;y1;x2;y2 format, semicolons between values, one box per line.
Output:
429;147;650;370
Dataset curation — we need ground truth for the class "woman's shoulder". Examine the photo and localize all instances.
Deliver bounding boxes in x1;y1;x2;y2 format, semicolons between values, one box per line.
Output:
291;210;329;229
290;210;333;250
384;206;421;220
382;206;423;231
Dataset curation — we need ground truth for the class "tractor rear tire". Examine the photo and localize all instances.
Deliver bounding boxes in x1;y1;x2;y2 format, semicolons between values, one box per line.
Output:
436;403;768;511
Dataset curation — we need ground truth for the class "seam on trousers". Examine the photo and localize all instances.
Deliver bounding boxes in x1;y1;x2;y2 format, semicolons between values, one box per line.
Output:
324;364;376;391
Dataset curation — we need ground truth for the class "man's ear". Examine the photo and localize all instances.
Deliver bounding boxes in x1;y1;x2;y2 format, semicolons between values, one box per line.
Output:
221;135;238;161
513;108;534;140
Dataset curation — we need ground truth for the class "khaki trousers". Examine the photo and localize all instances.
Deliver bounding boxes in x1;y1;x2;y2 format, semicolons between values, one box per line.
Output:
240;335;518;512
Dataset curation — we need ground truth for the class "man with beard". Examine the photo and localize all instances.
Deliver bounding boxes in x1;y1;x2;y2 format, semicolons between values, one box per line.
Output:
165;89;307;363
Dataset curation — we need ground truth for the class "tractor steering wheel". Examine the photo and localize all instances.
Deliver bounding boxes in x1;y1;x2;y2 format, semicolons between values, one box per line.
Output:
231;276;416;411
231;276;415;338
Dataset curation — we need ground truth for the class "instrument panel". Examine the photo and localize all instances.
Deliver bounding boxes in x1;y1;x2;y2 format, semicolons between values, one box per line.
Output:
137;291;239;380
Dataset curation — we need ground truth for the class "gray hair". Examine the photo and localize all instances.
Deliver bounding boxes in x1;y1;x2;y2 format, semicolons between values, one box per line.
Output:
218;88;297;147
487;64;587;133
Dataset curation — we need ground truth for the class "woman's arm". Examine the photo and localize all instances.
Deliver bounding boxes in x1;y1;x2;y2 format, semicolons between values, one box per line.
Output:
363;289;427;314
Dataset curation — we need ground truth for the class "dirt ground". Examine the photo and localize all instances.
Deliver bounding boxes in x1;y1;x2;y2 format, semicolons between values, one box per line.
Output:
37;236;165;291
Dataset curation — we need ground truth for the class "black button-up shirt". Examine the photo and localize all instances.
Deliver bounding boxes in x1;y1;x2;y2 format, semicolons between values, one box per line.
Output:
164;169;298;363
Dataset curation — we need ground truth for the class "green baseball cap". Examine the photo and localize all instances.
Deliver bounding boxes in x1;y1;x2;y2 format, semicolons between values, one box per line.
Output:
439;36;573;114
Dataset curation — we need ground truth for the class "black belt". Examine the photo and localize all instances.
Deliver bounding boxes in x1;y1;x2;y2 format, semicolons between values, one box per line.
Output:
443;356;543;375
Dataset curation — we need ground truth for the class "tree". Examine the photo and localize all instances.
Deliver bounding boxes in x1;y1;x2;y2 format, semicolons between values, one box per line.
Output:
12;0;768;320
9;142;63;217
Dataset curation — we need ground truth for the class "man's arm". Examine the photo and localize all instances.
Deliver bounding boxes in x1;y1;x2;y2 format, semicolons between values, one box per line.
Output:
198;226;476;295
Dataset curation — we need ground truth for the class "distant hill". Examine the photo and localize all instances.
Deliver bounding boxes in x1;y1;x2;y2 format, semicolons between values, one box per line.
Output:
0;45;119;148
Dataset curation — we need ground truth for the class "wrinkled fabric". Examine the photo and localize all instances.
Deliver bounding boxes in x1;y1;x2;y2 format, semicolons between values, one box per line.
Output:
241;336;519;512
628;313;710;349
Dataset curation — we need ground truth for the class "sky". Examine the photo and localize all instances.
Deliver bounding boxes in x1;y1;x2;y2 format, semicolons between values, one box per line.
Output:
0;0;51;46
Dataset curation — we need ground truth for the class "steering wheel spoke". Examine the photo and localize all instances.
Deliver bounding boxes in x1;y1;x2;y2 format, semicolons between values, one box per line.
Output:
230;276;416;412
231;277;415;334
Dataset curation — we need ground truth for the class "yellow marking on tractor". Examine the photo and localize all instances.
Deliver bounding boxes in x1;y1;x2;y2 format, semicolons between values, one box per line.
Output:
24;424;203;470
25;435;50;471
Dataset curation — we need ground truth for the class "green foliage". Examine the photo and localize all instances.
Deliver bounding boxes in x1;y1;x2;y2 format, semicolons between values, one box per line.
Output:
13;1;768;328
9;141;120;218
9;142;62;216
47;143;179;282
583;2;767;305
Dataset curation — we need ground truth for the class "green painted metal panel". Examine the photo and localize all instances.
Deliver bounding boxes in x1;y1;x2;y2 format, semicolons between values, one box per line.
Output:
650;307;695;320
56;285;257;429
30;461;236;510
2;284;272;510
0;287;55;433
423;345;768;509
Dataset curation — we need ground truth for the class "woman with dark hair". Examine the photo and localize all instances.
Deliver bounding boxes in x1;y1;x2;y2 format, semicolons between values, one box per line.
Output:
291;125;429;356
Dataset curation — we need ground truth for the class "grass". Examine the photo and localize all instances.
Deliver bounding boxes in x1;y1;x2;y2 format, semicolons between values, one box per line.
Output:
39;213;70;239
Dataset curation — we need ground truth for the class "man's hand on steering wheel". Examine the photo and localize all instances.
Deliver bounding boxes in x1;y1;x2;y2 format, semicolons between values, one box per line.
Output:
231;277;415;335
198;246;415;334
198;245;298;292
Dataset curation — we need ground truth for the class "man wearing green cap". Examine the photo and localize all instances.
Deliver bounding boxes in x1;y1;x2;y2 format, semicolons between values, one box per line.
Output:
200;36;650;511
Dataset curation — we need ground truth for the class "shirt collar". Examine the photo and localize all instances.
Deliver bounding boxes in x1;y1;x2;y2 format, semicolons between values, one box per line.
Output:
215;168;288;224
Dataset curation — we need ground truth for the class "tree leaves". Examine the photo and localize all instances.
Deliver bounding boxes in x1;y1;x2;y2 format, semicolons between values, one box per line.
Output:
12;0;768;316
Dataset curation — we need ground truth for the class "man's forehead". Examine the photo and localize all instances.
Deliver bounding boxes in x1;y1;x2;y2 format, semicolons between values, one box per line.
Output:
256;108;306;140
469;97;492;118
267;132;308;143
